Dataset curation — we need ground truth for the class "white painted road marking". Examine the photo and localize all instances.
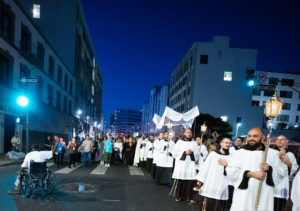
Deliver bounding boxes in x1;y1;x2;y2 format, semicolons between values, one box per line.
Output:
129;166;144;176
90;164;108;175
54;164;82;174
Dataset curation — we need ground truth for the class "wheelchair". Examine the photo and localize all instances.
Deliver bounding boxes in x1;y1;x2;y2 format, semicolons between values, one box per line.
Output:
20;160;56;197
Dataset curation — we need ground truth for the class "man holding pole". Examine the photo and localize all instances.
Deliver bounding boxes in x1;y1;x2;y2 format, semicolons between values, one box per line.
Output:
227;128;287;211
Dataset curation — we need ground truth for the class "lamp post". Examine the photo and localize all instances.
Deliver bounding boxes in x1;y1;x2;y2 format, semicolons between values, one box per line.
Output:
255;90;283;208
235;123;242;138
17;95;29;153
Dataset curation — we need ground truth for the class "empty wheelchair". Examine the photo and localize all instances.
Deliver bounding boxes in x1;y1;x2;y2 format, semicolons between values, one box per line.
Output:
20;160;56;197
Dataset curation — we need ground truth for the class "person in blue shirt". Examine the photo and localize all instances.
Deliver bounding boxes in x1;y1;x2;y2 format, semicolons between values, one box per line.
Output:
104;135;113;167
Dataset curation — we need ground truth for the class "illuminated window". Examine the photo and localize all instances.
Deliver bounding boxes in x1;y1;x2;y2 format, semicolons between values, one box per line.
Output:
224;71;232;81
33;4;40;18
220;116;228;122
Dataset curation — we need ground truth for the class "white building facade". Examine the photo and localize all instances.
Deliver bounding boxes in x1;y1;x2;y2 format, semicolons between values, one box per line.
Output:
0;0;75;153
168;36;264;136
252;71;300;129
142;85;169;134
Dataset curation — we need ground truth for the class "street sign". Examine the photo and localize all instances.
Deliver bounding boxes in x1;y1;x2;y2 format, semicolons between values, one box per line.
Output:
20;77;38;84
255;84;275;91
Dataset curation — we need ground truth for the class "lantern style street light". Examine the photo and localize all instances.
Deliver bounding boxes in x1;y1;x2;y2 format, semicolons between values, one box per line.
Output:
255;90;283;208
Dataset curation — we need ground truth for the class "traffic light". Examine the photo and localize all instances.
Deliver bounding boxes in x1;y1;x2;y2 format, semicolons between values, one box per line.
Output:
246;69;256;87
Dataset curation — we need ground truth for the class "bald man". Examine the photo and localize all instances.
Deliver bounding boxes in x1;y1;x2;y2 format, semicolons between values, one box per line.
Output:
227;128;287;211
273;135;299;211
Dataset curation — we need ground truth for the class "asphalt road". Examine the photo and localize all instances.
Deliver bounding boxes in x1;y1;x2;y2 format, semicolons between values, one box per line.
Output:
0;163;198;211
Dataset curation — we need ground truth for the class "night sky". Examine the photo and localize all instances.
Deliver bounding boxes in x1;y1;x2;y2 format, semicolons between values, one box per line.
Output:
81;0;300;122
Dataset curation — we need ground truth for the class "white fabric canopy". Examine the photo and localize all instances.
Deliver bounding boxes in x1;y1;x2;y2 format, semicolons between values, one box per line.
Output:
152;106;199;129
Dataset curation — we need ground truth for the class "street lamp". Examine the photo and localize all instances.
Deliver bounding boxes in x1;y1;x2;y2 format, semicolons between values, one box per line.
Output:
255;90;283;208
16;95;29;153
235;122;242;138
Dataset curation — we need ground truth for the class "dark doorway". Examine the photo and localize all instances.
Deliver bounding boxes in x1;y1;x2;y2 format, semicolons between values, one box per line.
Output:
4;114;16;153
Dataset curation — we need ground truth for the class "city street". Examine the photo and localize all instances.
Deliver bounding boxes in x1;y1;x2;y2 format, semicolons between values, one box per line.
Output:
0;163;197;211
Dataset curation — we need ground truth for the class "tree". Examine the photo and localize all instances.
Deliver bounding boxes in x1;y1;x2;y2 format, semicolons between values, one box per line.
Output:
192;113;233;139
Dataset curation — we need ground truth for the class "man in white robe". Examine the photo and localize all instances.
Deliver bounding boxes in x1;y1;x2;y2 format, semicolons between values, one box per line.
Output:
156;131;175;186
151;132;164;179
229;137;243;155
196;137;232;210
291;169;300;211
145;135;155;173
133;134;148;168
172;128;199;203
227;128;287;211
195;137;208;173
273;135;299;211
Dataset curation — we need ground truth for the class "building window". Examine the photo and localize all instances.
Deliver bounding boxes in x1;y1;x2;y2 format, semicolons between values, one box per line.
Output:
33;4;40;18
0;53;12;85
263;90;273;97
281;78;294;86
298;104;300;111
19;63;30;79
63;96;67;113
48;55;54;79
57;66;62;86
223;71;232;81
220;116;228;122
0;2;15;42
64;73;68;90
56;91;61;111
37;77;43;100
200;55;208;64
278;114;289;122
269;78;278;85
68;100;72;115
280;91;293;98
282;103;291;110
20;24;32;53
296;116;299;123
253;89;261;96
37;42;44;68
252;101;260;106
47;85;53;106
69;80;73;95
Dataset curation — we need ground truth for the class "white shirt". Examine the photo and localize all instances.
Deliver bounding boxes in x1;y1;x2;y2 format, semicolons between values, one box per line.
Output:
21;151;53;169
156;140;175;168
145;140;154;159
291;171;300;211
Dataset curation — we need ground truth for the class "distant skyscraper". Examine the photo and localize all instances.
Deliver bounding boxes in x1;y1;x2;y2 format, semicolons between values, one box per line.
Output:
142;85;169;134
111;109;142;136
168;36;263;136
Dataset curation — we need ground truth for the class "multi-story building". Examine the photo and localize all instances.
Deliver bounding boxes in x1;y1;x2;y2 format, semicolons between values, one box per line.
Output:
111;109;142;136
0;0;76;152
168;36;263;136
16;0;103;133
142;85;168;134
252;71;300;129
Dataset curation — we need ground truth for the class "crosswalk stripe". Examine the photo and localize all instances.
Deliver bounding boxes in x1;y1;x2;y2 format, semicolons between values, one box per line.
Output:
90;164;108;175
54;164;82;174
47;162;54;167
129;166;144;176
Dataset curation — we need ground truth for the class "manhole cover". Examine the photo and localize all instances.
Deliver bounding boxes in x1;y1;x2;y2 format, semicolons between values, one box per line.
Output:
59;183;97;193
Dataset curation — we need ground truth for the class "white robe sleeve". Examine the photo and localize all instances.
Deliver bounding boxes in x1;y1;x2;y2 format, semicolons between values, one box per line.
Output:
133;139;141;165
196;151;214;183
192;141;200;161
171;141;181;159
269;149;288;186
226;150;245;189
288;152;299;176
291;172;300;211
201;145;208;160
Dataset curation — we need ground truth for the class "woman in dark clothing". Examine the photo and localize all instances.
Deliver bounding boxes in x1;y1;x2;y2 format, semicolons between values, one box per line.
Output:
123;137;136;165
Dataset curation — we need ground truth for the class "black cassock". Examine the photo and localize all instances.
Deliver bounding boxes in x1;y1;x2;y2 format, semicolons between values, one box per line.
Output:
123;143;136;165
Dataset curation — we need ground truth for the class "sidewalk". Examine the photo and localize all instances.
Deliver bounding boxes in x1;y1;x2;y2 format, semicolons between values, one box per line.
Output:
0;153;23;167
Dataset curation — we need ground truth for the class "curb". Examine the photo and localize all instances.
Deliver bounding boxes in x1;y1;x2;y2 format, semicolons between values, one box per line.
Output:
0;160;23;167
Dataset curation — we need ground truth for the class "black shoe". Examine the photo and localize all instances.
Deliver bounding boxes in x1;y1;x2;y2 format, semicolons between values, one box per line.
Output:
69;166;71;168
73;164;76;167
8;189;20;195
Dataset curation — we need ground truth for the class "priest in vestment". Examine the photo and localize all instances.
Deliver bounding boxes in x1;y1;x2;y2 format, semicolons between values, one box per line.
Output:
151;132;164;179
172;128;199;203
155;131;175;186
227;128;287;211
133;133;148;168
273;135;299;211
195;137;208;174
145;135;155;173
196;138;232;211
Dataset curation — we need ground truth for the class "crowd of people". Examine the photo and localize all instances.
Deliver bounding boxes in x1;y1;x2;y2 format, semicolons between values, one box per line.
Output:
12;127;299;210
